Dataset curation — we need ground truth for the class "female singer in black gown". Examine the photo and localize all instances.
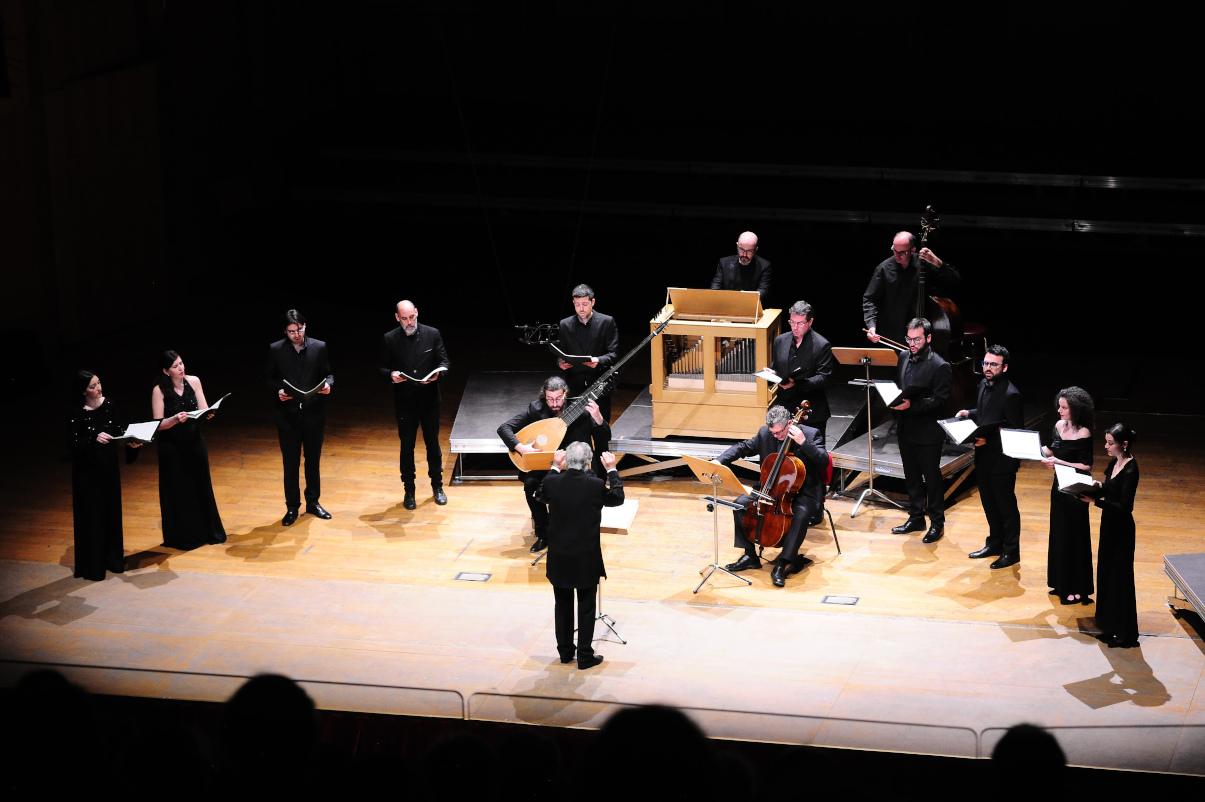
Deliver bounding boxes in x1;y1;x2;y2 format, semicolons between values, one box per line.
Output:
1087;423;1140;648
70;370;136;580
151;351;226;549
1040;387;1095;604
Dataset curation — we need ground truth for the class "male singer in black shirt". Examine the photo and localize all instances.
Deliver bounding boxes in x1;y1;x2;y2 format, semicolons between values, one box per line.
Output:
556;283;619;421
711;230;772;306
956;345;1024;568
889;317;952;543
267;309;334;525
863;231;960;349
380;299;451;510
771;300;834;447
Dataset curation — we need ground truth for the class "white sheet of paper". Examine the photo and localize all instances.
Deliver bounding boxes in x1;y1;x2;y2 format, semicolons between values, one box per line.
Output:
116;420;160;443
938;417;979;444
398;366;448;382
1055;464;1097;493
754;368;782;384
999;428;1044;460
874;381;902;406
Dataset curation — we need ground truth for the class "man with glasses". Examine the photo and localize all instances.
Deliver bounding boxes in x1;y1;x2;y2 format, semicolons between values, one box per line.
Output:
381;300;451;510
267;309;334;525
711;230;772;305
889;318;952;543
955;345;1024;568
863;231;960;348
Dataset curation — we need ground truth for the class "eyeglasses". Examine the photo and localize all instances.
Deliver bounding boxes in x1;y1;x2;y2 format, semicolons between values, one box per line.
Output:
736;246;757;255
891;248;912;256
981;360;1004;368
286;327;306;335
905;336;926;344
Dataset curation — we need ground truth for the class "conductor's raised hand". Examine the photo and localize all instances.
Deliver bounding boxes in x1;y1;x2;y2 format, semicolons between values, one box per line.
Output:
553;449;568;470
600;451;618;471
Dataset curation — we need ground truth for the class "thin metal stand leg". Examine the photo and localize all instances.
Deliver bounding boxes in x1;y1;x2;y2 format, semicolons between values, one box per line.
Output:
695;475;751;593
594;580;626;644
850;357;904;518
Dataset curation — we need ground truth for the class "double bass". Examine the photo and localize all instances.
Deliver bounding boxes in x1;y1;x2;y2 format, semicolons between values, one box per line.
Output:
740;403;811;550
915;205;977;411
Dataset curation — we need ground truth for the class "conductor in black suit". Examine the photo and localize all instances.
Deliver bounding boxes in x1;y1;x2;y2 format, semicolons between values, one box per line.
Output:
380;299;451;510
711;231;772;305
267;309;334;526
556;283;619;421
719;405;828;588
771;300;835;447
889;317;953;543
542;440;624;670
956;345;1024;568
497;376;611;553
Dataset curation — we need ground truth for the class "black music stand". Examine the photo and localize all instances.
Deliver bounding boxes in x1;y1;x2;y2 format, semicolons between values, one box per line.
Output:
831;346;904;517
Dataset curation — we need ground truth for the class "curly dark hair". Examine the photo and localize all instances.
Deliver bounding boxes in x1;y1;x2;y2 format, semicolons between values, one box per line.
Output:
1056;386;1094;432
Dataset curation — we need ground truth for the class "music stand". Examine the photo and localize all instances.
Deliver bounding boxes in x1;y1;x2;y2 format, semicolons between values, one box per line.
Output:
831;346;905;518
683;455;753;593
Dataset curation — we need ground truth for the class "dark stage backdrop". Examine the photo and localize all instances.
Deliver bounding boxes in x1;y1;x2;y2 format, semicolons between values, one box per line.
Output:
4;2;1200;410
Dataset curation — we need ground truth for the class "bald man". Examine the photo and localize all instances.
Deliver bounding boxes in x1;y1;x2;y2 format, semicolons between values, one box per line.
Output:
380;300;451;509
711;230;772;305
863;231;960;349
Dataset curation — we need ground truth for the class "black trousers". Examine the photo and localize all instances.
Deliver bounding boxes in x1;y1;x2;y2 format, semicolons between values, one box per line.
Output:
731;494;814;563
395;400;443;489
553;584;597;661
900;440;945;525
277;413;325;509
979;468;1021;555
523;470;550;535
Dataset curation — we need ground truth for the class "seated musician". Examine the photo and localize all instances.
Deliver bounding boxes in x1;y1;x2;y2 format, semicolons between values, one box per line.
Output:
497;376;611;553
719;405;828;588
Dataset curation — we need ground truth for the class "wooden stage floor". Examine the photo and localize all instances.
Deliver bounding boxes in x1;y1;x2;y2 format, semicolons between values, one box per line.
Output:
2;396;1203;774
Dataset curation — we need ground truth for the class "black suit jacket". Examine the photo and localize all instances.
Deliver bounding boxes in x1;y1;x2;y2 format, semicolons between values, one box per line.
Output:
771;328;834;425
541;467;625;588
266;337;334;422
718;424;827;501
379;323;450;409
711;254;772;305
557;312;619;392
966;375;1024;473
894;348;952;445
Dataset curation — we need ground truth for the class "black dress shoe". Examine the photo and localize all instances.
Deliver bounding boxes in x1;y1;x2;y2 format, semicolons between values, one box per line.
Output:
433;487;448;505
306;503;332;520
282;509;299;526
530;537;547;553
788;556;814;575
559;654;575;664
403;491;417;510
577;654;604;670
990;553;1019;569
724;553;761;572
968;546;1002;559
771;563;788;587
922;526;944;543
891;518;926;535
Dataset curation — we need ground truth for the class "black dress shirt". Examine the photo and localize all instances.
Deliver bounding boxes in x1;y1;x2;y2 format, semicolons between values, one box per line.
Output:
862;256;961;344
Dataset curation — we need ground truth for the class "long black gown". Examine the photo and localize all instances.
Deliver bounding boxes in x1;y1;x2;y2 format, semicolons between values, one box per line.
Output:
158;381;226;549
1046;430;1094;598
69;400;126;580
1094;457;1140;644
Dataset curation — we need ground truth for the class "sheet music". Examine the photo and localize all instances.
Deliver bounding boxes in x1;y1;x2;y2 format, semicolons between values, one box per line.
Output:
938;417;979;445
999;428;1044;461
110;420;160;444
753;368;782;384
396;366;448;382
185;392;231;420
1055;464;1099;496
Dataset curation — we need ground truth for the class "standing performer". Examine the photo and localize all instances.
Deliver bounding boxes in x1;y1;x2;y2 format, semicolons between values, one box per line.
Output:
267;309;334;525
711;230;772;305
151;351;226;549
863;231;960;347
380;300;450;510
1041;387;1096;604
956;345;1024;567
556;284;619;421
770;300;834;446
70;370;137;580
541;441;624;670
719;405;828;588
1087;423;1141;648
888;318;952;543
497;376;611;553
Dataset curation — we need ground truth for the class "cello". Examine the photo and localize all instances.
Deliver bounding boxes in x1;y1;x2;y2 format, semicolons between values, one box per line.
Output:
740;403;811;550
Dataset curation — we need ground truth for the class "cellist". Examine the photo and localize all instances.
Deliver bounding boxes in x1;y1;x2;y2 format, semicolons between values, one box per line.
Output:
719;405;829;588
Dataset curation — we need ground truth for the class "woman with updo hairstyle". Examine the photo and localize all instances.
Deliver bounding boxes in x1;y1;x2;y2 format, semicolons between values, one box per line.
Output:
1087;422;1140;648
1041;386;1095;604
69;370;134;580
151;350;226;549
